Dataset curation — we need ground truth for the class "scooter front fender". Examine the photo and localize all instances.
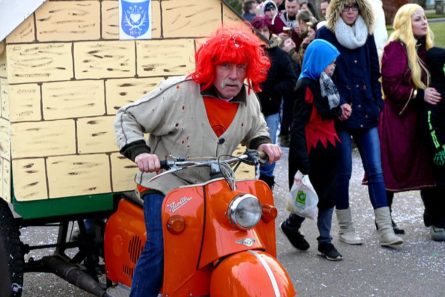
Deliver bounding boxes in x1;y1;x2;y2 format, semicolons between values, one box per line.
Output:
210;250;296;297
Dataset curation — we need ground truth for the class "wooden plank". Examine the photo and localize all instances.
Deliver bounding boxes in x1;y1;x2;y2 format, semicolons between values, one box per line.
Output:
136;39;195;77
110;152;138;192
222;3;243;24
9;83;42;122
0;51;6;78
12;158;48;201
5;14;36;44
11;120;76;158
102;0;161;40
105;77;163;114
35;0;100;42
47;154;111;198
0;158;3;201
2;158;10;202
0;118;10;160
74;41;136;79
77;116;116;154
6;43;73;84
1;79;9;120
162;0;221;38
42;80;105;120
232;145;255;180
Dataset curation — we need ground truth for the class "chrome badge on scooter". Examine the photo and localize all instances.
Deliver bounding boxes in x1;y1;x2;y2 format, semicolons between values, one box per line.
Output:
236;238;256;247
167;197;192;213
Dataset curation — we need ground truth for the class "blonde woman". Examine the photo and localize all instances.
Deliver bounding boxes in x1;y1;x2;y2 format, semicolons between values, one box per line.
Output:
316;0;403;247
379;3;444;241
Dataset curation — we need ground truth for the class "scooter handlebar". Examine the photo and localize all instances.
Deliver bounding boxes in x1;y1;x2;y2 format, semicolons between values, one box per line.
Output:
158;150;265;170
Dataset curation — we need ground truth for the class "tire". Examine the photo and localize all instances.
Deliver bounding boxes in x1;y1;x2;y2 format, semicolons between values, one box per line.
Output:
0;199;24;297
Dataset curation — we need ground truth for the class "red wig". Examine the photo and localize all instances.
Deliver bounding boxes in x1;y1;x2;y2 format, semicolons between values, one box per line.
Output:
190;25;271;93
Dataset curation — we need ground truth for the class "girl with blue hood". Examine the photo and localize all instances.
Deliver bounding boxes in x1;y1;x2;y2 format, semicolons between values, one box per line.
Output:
281;39;347;260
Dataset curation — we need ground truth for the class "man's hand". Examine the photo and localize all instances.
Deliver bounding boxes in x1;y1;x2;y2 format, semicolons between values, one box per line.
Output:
258;143;282;163
135;153;161;172
339;103;352;121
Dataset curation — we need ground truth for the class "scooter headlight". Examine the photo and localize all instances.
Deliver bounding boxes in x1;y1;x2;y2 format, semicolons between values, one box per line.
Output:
228;194;262;230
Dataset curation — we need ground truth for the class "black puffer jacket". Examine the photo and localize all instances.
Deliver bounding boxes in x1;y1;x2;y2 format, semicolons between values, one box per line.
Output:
257;35;297;116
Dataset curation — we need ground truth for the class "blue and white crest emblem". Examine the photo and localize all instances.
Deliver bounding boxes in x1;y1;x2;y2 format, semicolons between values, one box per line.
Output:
120;0;151;39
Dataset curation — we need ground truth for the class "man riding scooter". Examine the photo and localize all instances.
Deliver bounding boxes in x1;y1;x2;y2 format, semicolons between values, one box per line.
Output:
114;25;282;297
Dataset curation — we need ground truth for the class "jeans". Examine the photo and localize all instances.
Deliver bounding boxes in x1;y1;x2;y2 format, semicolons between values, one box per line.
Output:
130;192;165;297
317;207;334;244
335;127;387;210
260;113;280;177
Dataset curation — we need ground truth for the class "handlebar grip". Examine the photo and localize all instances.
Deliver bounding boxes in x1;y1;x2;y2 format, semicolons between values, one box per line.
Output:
159;160;169;169
258;151;267;160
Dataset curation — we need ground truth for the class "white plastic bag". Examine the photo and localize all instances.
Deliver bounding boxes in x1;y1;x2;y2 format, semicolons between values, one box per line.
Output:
286;171;319;220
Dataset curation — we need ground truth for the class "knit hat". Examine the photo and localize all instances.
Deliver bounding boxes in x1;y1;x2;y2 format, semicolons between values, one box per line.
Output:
264;1;276;12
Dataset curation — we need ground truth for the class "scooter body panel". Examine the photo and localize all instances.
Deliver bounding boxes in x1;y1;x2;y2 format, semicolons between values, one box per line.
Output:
104;198;146;287
210;250;296;297
161;186;209;295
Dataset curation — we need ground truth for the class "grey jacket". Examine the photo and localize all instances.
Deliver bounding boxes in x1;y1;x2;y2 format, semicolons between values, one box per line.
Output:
114;76;270;194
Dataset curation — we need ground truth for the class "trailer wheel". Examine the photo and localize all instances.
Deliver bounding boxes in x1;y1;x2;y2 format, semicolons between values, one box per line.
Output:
0;199;24;297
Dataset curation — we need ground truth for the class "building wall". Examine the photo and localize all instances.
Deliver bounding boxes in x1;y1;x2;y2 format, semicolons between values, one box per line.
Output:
4;0;246;201
0;51;11;202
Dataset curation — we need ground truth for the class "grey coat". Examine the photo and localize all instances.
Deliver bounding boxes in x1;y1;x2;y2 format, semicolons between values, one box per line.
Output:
114;76;270;194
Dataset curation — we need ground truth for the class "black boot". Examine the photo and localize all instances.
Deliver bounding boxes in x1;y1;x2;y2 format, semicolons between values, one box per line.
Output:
259;174;275;189
280;214;310;251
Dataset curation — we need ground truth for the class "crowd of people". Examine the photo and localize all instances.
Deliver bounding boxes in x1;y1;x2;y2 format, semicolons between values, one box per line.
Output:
114;0;445;295
239;0;445;259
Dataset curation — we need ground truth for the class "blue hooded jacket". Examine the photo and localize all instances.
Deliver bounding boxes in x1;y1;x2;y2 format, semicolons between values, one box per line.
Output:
299;39;340;80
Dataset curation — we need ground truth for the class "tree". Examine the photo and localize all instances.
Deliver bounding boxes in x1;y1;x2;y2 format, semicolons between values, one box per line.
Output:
382;0;410;25
225;0;243;14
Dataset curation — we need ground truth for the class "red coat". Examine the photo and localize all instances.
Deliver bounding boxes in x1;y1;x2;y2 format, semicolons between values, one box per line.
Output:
379;40;435;191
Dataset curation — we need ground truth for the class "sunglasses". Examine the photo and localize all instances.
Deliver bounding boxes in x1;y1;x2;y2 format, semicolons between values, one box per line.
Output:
342;4;359;12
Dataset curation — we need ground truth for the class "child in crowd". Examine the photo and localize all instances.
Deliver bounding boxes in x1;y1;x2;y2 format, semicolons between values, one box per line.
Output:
281;39;348;261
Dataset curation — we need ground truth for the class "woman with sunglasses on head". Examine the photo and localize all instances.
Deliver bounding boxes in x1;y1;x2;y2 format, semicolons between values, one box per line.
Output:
316;0;403;247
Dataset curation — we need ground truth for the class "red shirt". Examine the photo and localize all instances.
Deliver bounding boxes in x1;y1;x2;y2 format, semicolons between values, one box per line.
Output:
203;96;239;137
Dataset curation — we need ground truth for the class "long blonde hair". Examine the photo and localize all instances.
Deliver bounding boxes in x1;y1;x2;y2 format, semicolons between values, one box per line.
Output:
388;3;434;89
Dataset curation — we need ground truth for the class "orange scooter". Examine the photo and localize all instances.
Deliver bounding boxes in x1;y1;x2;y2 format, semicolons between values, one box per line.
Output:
104;150;296;296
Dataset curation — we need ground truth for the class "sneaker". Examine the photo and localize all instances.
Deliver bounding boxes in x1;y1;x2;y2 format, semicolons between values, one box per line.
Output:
280;221;310;251
318;243;343;261
430;226;445;242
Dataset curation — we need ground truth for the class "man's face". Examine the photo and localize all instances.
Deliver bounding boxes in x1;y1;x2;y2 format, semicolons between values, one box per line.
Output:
285;0;300;17
264;6;277;18
274;0;284;5
320;2;329;17
214;63;247;99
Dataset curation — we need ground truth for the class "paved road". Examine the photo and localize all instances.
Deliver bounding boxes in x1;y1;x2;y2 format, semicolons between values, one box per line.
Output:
21;148;445;297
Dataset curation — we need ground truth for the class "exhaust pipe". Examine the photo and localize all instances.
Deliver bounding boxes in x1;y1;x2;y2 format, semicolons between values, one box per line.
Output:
43;256;108;297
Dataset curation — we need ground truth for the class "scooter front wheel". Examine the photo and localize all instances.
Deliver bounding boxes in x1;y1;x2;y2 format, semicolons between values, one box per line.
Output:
210;250;296;297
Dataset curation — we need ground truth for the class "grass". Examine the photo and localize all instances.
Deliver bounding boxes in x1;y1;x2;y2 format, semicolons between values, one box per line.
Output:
386;21;445;48
430;22;445;47
426;10;445;19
